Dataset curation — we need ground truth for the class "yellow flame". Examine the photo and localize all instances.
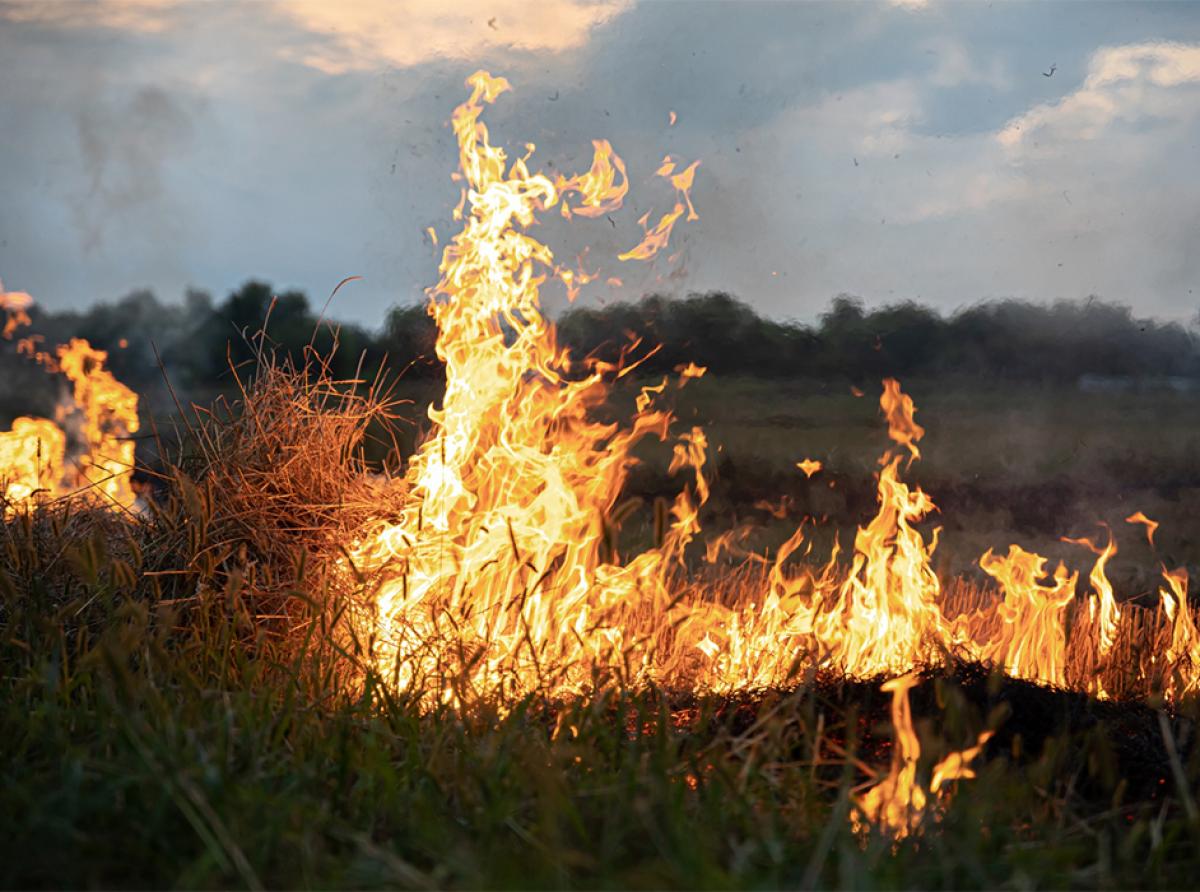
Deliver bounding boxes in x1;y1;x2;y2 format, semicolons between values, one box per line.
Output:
0;417;66;507
334;75;1200;841
1126;511;1158;548
0;283;33;339
0;288;139;514
1160;567;1199;701
852;674;992;840
557;139;628;219
796;458;822;478
880;377;923;464
977;545;1076;687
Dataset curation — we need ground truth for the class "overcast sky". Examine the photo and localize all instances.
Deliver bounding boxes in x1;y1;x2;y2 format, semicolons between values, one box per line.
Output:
2;0;1199;326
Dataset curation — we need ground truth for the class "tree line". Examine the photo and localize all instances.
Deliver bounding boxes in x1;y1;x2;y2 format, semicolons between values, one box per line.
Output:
3;281;1197;420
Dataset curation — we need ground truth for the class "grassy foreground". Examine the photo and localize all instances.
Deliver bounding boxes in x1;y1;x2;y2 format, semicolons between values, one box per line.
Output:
3;369;1200;889
3;555;1200;890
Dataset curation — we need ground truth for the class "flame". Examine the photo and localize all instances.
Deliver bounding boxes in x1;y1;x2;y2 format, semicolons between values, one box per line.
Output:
977;545;1076;687
1065;533;1120;656
618;156;699;262
852;674;992;840
351;73;992;708
1126;511;1158;548
0;289;139;514
0;283;33;339
618;206;687;262
557;139;628;219
350;70;707;700
796;458;822;478
880;377;923;464
0;418;66;506
56;339;140;509
353;74;1184;730
1160;568;1199;701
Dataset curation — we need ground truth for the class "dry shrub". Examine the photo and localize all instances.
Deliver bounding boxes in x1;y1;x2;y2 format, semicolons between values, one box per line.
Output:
157;343;406;636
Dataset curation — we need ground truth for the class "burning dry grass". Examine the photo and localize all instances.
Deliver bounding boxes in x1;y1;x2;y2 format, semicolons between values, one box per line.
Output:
4;333;1200;887
7;69;1200;885
161;349;401;626
0;343;404;710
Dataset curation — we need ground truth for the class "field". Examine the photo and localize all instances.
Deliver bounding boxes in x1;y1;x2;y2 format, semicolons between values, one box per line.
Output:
393;374;1200;586
650;376;1200;582
4;371;1200;889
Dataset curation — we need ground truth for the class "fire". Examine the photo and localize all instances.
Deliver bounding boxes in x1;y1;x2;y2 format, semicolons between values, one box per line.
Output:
1126;510;1159;547
0;417;66;507
1160;568;1200;701
796;458;822;477
10;69;1200;845
617;156;700;262
0;291;139;513
56;338;140;509
851;674;992;841
976;545;1076;687
349;69;702;699
0;283;33;339
352;71;1200;726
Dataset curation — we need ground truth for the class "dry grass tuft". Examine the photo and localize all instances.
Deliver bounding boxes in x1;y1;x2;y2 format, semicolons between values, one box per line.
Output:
0;330;412;687
157;341;407;635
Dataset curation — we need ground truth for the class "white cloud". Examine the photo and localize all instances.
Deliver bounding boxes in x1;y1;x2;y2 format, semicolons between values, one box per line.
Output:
0;0;633;74
999;41;1200;147
680;40;1200;318
278;0;631;73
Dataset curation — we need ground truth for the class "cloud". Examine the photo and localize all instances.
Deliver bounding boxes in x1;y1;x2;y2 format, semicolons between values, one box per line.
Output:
0;0;179;33
676;38;1200;318
1;0;633;74
277;0;631;73
999;41;1200;147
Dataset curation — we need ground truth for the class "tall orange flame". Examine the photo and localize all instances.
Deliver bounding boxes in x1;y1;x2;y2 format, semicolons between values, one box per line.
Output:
352;73;1174;726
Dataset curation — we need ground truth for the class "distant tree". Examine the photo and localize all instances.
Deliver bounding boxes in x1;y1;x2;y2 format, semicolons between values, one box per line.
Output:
378;303;441;378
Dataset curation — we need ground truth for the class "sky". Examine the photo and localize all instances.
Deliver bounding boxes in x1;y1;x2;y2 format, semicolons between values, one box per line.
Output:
1;0;1199;327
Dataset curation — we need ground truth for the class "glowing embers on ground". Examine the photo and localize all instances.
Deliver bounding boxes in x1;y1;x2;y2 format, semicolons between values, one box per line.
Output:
0;282;139;513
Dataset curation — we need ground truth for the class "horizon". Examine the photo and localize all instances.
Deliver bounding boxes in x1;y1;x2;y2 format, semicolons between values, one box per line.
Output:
23;278;1200;334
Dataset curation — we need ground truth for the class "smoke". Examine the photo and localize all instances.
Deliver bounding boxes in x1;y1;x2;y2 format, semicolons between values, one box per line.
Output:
72;85;194;252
